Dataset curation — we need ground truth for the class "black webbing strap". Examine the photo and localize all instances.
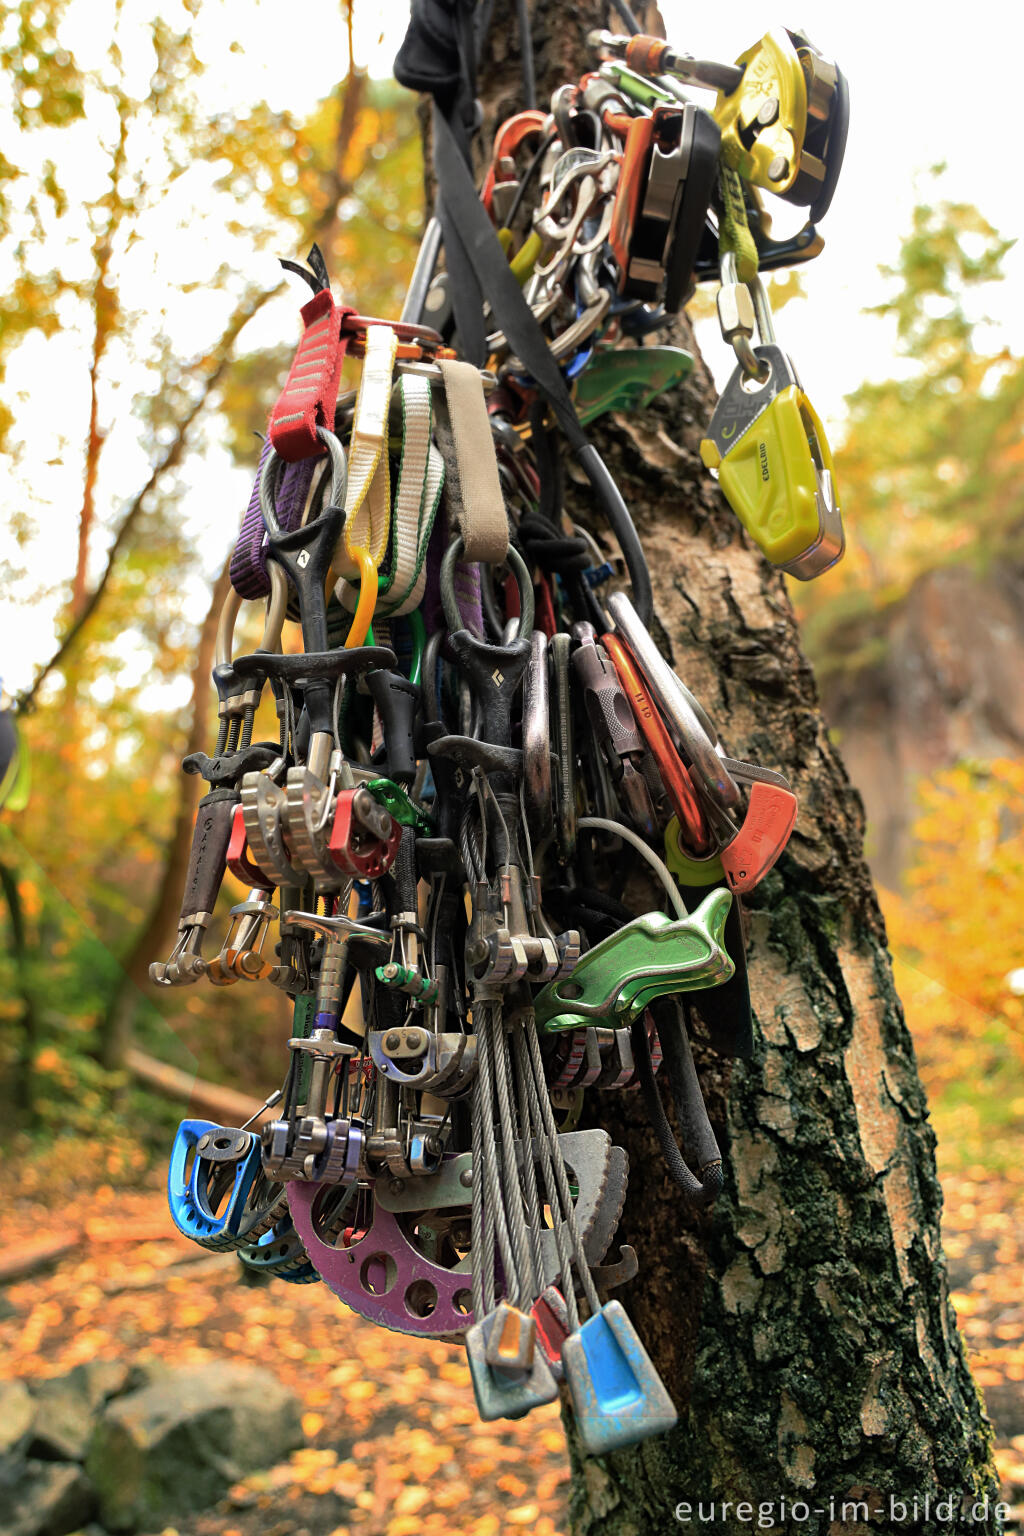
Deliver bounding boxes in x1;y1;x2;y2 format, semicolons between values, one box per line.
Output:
433;108;654;623
679;886;754;1059
396;0;654;625
433;106;587;444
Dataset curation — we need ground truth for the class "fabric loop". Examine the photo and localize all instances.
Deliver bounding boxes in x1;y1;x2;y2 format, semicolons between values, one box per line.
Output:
436;358;509;565
335;373;444;618
332;325;399;588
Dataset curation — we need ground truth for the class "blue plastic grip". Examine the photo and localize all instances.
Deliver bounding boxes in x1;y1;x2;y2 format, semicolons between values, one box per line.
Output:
167;1119;263;1252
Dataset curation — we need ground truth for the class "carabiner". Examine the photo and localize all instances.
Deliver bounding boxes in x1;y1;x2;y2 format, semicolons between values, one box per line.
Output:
259;423;347;538
344;546;378;649
440;537;536;642
602;630;711;853
606;591;741;813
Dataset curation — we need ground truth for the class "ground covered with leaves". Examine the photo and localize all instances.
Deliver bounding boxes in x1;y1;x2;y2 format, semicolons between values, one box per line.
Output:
0;1171;568;1536
1;1121;1022;1536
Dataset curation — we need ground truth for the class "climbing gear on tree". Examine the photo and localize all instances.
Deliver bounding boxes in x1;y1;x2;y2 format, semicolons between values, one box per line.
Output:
159;0;849;1456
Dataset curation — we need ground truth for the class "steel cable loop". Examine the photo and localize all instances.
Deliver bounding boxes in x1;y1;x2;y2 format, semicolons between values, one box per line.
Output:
458;811;484;885
578;815;688;918
524;1017;601;1316
470;1055;487;1320
657;1000;724;1200
475;997;520;1306
629;1012;715;1205
512;1026;580;1332
488;1002;537;1303
482;1172;497;1315
511;1019;547;1288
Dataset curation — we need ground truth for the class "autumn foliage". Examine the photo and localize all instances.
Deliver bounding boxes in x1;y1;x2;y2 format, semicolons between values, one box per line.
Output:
1;10;1024;1529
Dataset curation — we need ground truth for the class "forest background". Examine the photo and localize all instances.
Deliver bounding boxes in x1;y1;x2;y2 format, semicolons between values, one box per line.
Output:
1;0;1023;1532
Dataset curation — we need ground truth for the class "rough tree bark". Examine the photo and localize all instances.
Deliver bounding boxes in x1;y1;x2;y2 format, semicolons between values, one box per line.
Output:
468;4;1001;1530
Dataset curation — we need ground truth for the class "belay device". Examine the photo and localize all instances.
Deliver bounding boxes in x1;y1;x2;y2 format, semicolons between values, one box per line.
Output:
158;3;848;1454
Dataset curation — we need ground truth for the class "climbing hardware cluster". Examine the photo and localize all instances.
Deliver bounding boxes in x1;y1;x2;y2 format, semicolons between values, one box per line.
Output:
159;5;847;1452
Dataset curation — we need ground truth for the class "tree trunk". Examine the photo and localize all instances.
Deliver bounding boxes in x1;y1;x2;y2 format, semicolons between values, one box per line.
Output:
467;3;1001;1529
98;558;232;1069
0;854;40;1122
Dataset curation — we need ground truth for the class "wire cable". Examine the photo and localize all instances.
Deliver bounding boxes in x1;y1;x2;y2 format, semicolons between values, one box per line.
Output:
577;816;688;919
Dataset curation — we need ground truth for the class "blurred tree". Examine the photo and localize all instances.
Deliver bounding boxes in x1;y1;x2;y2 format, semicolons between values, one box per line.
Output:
0;0;423;1092
884;758;1024;1086
793;180;1023;671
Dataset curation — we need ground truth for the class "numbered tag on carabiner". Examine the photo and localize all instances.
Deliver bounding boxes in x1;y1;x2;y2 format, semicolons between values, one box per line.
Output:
700;343;844;580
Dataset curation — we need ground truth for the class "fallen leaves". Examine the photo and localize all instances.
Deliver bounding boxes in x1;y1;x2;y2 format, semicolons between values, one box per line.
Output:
0;1179;570;1536
1;1134;1021;1534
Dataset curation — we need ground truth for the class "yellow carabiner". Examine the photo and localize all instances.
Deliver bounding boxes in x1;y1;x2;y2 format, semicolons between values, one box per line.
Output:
345;546;379;649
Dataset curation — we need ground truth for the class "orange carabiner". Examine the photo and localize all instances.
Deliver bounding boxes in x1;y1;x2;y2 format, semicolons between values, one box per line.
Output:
344;546;379;649
482;109;548;217
603;631;711;855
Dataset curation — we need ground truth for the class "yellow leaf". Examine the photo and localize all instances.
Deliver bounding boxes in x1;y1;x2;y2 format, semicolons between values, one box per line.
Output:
393;1486;430;1516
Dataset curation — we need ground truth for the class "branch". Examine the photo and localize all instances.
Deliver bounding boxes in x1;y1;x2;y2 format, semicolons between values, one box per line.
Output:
307;61;368;253
124;1047;272;1126
16;280;283;714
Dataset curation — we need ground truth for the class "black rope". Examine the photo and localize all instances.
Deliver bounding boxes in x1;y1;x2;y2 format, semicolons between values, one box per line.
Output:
609;0;642;34
630;1009;722;1207
514;0;536;108
504;128;556;230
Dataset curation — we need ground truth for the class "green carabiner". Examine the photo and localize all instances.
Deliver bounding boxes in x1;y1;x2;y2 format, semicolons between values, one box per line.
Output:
365;776;435;835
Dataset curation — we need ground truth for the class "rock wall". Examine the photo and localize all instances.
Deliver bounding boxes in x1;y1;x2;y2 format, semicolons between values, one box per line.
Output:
817;560;1024;886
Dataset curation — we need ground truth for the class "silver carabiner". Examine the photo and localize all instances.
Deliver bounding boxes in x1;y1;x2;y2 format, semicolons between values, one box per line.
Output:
717;252;776;383
258;423;348;537
606;591;742;813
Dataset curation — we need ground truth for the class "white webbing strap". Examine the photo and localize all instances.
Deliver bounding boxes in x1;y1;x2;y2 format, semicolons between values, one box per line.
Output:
335;372;443;618
332;324;398;584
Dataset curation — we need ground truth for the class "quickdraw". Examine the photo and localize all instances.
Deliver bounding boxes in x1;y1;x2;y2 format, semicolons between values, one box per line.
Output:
158;5;849;1458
